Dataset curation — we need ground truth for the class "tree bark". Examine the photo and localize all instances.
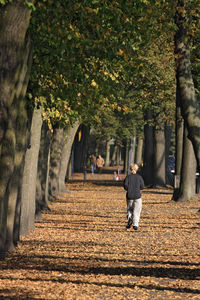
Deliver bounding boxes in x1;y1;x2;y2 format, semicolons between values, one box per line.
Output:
128;135;136;166
174;124;197;201
135;137;143;166
124;139;129;174
0;1;32;256
165;125;174;186
105;139;111;167
58;121;79;193
175;86;184;176
175;0;200;171
153;126;166;187
48;128;63;202
35;122;51;221
111;143;117;166
74;125;89;172
142;110;154;186
172;82;184;199
20;109;42;235
6;40;32;251
116;145;121;166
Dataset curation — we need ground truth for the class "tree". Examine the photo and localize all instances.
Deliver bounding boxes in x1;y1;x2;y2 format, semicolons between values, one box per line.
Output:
35;121;51;221
58;121;80;193
20;108;42;235
142;110;154;186
172;0;200;201
174;0;200;171
154;123;166;187
176;124;196;201
135;137;143;166
0;0;33;256
48;127;63;202
73;125;90;172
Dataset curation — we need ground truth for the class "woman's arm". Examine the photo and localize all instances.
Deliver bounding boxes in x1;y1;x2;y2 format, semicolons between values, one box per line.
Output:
124;176;129;191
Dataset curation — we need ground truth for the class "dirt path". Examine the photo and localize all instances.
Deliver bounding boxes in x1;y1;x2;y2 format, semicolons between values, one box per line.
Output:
0;180;200;299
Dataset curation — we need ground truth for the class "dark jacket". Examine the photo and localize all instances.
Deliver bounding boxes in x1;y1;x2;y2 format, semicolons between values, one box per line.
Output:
124;173;144;200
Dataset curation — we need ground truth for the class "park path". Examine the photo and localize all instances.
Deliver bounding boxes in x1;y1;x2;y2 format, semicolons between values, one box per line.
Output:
0;177;200;299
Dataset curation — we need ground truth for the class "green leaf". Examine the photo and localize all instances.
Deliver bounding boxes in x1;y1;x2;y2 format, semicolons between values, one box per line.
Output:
24;0;36;11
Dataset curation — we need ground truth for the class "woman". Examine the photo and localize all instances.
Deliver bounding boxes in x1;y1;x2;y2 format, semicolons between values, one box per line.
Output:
124;163;144;230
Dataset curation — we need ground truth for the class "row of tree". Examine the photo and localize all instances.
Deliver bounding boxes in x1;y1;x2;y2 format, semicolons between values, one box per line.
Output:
0;0;200;258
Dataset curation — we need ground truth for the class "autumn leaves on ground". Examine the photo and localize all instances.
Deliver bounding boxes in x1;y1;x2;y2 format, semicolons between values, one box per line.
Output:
0;175;200;300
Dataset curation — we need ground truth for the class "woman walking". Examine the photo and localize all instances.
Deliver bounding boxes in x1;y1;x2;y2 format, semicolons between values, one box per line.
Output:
124;164;144;230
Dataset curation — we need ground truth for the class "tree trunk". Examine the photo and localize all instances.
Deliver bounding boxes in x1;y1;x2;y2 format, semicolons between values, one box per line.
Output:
6;42;32;251
175;87;184;176
165;125;174;186
111;144;117;166
58;121;79;193
74;125;89;172
135;137;143;166
172;83;184;199
124;139;129;174
153;126;166;187
66;146;75;180
142;110;154;186
105;139;111;167
128;135;136;166
48;128;63;202
0;2;32;256
116;145;120;166
174;124;197;201
95;142;99;158
175;0;200;171
35;122;51;221
20;109;42;235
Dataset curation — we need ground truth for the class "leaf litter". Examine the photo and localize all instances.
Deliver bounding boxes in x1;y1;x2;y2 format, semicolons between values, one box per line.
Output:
0;177;200;299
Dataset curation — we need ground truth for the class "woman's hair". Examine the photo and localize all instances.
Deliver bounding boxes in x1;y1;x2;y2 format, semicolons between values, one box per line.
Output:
130;163;139;174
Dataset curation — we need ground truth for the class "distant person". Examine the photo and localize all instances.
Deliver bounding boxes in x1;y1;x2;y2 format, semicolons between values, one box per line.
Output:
90;154;96;174
124;163;144;230
96;155;104;174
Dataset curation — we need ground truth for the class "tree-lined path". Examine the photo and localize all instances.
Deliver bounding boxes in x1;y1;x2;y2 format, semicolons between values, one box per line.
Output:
0;178;200;299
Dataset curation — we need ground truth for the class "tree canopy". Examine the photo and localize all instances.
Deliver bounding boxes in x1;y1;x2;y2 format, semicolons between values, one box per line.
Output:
27;0;179;133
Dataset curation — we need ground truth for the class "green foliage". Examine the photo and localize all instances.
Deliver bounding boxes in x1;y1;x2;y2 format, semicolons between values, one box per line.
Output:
28;0;200;133
190;9;200;95
0;0;12;5
29;0;144;127
24;1;36;11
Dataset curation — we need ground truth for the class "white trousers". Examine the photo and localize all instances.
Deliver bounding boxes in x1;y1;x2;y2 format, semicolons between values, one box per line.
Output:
127;198;142;227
